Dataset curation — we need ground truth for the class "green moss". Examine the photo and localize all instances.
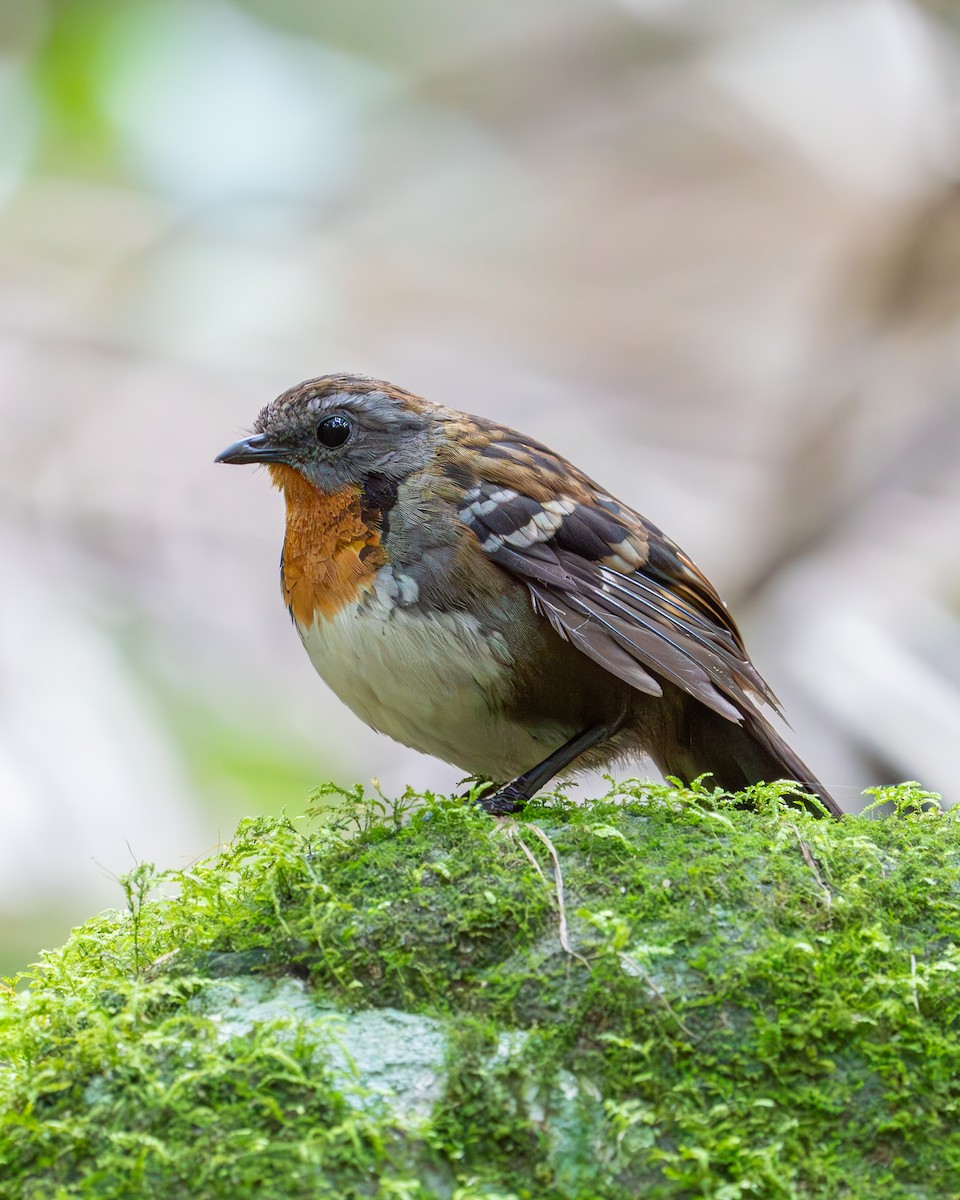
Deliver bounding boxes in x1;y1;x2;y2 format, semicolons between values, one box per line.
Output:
2;780;959;1199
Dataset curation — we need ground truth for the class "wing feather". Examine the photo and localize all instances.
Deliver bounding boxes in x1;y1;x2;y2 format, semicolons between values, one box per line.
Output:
529;588;665;697
455;455;778;726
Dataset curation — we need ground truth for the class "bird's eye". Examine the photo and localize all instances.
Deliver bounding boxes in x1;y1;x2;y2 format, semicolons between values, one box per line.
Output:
317;414;351;448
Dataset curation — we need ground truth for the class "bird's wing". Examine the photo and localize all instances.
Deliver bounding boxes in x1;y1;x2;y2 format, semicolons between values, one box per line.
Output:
443;421;779;725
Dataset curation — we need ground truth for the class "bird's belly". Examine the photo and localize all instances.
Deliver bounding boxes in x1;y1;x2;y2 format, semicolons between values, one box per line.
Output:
295;597;569;780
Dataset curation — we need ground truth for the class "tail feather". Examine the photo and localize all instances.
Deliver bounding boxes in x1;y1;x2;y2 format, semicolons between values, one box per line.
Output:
658;697;842;818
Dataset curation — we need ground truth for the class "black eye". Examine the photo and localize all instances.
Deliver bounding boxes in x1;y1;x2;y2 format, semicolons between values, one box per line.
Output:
317;414;351;448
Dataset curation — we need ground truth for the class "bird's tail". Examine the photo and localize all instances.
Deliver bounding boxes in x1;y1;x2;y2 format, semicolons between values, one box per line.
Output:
658;696;842;818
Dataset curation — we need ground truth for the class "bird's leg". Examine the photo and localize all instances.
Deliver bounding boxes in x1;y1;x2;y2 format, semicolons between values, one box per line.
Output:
477;721;619;816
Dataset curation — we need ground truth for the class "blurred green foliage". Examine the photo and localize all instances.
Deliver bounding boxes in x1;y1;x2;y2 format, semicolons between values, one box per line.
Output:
31;0;122;178
160;691;334;828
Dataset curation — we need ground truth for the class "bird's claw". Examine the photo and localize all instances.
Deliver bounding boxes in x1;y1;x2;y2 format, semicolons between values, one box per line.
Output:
474;782;528;816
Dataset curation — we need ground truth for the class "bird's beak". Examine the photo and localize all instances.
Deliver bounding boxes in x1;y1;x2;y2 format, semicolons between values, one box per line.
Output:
215;433;288;465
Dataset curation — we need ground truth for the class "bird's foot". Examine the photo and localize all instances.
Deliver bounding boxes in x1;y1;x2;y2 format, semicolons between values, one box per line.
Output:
474;781;528;816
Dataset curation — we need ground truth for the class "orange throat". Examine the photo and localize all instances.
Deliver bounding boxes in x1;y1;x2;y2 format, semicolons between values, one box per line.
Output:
268;464;385;627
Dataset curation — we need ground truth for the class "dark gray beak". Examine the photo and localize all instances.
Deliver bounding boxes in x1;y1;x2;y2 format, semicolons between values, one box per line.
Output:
215;433;287;465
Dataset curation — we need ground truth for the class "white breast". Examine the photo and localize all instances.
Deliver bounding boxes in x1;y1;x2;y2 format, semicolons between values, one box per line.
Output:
295;579;570;781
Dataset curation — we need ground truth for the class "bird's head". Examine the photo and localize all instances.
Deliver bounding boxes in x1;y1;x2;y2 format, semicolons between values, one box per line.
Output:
215;373;437;496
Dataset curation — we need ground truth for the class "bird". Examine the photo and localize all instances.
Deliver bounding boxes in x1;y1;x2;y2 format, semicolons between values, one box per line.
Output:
216;373;841;819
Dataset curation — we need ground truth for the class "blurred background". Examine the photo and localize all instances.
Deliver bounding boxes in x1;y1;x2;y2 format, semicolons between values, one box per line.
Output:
2;0;959;974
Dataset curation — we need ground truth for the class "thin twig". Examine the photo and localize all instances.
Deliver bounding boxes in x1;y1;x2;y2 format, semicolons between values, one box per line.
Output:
521;822;590;969
514;834;548;884
619;953;698;1040
788;824;832;908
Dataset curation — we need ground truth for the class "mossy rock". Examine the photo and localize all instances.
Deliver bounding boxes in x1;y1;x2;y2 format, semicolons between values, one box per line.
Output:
2;780;959;1199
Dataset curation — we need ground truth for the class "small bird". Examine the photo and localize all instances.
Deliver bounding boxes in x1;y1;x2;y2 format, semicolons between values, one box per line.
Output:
216;374;841;818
